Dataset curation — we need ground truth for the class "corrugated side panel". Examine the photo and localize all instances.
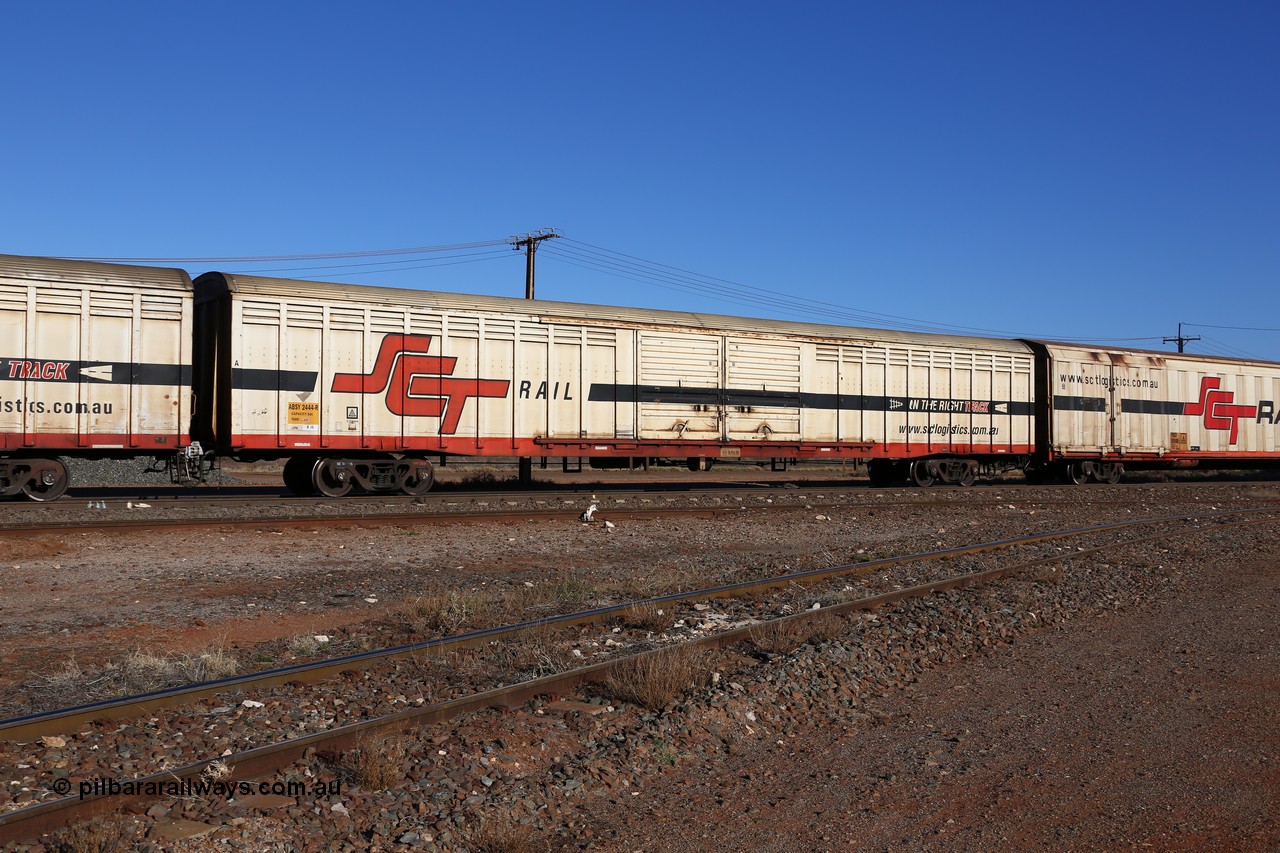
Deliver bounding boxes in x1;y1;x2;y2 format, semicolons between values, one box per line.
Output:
638;332;721;440
1043;342;1280;459
215;273;1031;356
725;338;800;440
0;261;191;448
1046;345;1112;454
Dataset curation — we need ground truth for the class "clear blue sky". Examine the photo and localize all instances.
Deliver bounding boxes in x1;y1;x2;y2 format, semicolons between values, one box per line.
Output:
4;2;1277;359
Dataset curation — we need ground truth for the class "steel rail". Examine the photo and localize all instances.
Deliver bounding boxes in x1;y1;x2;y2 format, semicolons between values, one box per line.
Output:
2;510;1275;844
2;485;1273;538
9;478;876;515
0;503;824;537
3;507;1273;743
37;481;806;506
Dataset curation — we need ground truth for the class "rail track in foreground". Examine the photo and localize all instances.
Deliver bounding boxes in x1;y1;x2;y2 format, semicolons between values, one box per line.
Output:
2;480;1274;537
1;506;1275;844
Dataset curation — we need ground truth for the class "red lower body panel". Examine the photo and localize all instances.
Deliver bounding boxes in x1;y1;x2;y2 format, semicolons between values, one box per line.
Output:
229;433;1035;461
0;432;189;451
1051;450;1280;462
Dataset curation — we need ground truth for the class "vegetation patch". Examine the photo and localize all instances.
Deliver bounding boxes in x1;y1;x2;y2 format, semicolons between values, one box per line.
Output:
604;645;705;710
348;731;414;790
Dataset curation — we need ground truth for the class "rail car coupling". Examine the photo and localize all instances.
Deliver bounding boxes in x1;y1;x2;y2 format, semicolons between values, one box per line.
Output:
157;442;212;485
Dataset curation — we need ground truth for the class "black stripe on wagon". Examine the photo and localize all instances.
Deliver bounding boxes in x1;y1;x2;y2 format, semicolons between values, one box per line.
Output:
0;359;317;393
0;358;192;386
1120;399;1186;415
591;384;721;406
232;368;319;393
589;384;1033;416
1053;395;1107;412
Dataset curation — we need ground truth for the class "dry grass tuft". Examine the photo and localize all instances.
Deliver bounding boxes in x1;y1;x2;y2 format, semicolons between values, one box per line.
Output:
604;645;704;710
399;590;480;636
466;815;541;853
201;759;233;782
749;612;846;654
801;612;847;644
749;619;808;654
398;576;594;639
512;638;580;678
504;576;592;616
484;631;581;681
620;602;670;632
41;656;85;690
30;649;233;714
117;648;239;692
287;634;331;657
350;732;414;790
54;814;133;853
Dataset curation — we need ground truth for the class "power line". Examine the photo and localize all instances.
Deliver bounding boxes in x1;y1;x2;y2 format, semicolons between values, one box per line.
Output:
62;240;510;264
1199;336;1266;361
559;239;965;331
255;252;514;279
55;234;1259;355
548;241;991;334
1184;322;1280;332
235;248;512;276
547;238;1165;344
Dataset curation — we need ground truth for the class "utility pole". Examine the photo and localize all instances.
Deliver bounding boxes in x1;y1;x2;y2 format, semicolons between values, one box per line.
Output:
1163;322;1201;353
511;228;560;299
509;229;560;484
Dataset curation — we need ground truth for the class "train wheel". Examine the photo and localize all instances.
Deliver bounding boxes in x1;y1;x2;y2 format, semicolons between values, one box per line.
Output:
312;458;353;498
910;460;936;488
1065;462;1090;485
958;463;977;487
282;456;318;496
21;459;68;502
398;459;435;496
1099;462;1123;485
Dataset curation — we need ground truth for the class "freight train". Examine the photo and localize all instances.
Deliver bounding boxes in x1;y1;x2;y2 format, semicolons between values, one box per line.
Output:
2;253;1278;500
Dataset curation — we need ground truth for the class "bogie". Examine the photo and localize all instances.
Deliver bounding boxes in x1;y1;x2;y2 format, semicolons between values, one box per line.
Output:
1060;460;1125;485
901;458;979;488
280;456;436;498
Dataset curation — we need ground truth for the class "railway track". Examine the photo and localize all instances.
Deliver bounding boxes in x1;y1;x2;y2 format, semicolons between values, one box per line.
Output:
1;506;1274;844
3;480;1273;537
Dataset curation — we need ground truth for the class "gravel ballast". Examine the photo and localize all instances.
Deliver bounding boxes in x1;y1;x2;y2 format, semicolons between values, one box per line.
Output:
0;480;1274;850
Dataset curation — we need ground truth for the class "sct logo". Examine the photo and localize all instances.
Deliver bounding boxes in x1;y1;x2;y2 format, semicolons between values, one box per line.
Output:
332;335;509;434
1184;377;1256;444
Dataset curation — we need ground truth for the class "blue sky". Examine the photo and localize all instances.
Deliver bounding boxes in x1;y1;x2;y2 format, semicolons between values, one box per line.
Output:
4;2;1277;359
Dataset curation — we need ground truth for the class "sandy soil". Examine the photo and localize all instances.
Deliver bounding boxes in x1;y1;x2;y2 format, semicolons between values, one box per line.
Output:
574;524;1278;851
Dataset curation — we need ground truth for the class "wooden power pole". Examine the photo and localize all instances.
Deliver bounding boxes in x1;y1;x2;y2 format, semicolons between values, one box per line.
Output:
510;229;560;483
1163;322;1201;353
512;229;560;299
